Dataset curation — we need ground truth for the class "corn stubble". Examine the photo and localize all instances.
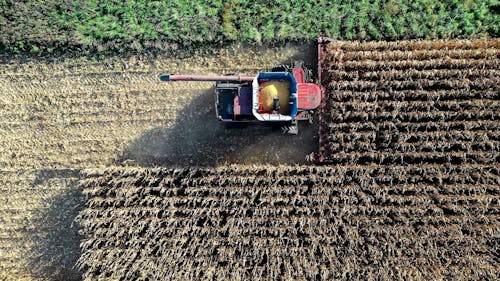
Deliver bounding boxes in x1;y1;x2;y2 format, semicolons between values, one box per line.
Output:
77;39;499;280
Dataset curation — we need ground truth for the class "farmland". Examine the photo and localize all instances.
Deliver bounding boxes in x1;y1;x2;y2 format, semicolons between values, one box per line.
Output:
78;164;498;280
74;39;499;280
0;43;316;280
1;2;499;277
318;39;500;164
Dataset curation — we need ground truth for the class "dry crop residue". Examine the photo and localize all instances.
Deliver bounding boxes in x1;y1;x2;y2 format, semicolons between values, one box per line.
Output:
77;165;498;280
0;43;313;280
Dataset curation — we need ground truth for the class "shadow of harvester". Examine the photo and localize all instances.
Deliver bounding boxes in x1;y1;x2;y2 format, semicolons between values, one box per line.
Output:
120;87;319;167
27;169;83;281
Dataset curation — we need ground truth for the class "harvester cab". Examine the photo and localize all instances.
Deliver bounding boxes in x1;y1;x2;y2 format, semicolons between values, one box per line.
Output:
160;61;321;134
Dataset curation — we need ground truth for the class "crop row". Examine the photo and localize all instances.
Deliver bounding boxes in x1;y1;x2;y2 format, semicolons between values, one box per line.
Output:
330;77;499;91
331;39;500;52
77;165;499;281
332;69;499;81
329;58;499;71
340;47;500;61
329;89;499;102
319;39;499;164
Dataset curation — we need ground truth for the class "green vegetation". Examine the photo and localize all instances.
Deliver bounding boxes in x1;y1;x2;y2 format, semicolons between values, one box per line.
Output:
1;0;498;53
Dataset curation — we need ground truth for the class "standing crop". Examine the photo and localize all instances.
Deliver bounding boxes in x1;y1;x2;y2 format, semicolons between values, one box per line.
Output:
77;164;499;280
318;39;500;165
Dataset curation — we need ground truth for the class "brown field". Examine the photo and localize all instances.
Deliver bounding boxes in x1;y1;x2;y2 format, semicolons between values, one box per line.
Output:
318;39;500;164
0;43;315;280
75;39;499;280
1;39;499;280
77;164;498;280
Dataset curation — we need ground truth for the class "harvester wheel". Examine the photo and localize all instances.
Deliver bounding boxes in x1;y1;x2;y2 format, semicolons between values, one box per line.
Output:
282;120;298;135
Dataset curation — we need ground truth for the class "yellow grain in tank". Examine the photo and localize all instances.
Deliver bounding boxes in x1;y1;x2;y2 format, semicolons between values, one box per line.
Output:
259;81;290;114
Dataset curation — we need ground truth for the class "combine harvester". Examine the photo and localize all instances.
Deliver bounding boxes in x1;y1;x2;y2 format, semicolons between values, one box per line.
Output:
160;61;323;134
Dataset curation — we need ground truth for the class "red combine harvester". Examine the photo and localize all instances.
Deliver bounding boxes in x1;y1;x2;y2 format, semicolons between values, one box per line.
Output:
160;61;322;134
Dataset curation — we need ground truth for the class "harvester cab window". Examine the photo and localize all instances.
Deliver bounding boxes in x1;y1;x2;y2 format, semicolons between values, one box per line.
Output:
272;95;280;113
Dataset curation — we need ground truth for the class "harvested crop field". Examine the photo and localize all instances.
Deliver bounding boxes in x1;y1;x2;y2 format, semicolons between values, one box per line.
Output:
78;164;498;280
318;39;500;164
0;43;316;280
